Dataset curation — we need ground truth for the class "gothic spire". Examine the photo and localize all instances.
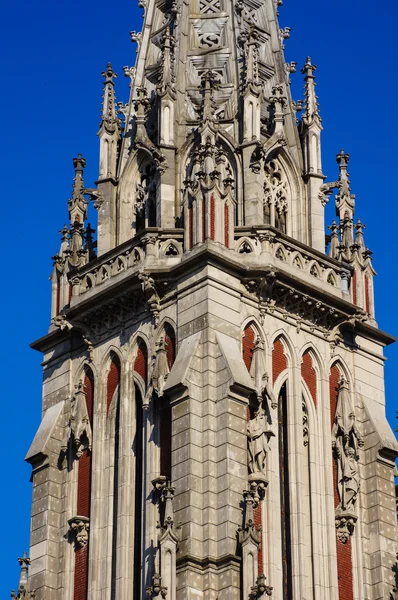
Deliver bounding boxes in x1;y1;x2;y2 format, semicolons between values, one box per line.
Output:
301;57;321;126
68;154;88;225
99;63;121;136
335;149;355;221
11;553;35;599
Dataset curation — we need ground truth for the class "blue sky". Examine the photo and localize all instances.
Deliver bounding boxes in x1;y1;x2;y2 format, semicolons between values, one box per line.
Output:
1;0;397;593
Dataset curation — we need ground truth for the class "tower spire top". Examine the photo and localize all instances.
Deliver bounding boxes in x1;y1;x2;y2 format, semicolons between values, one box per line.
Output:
335;148;355;220
68;154;88;224
301;56;321;125
99;62;120;135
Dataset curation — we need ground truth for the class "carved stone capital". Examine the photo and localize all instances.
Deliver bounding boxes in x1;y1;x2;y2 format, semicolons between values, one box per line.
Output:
335;512;357;544
68;516;90;550
250;573;273;598
146;573;167;598
238;488;262;547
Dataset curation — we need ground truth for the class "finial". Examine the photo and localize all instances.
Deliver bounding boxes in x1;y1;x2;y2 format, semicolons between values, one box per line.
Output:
70;154;87;213
334;149;355;237
18;552;30;588
99;63;121;136
302;56;316;78
11;553;35;599
328;220;340;259
244;27;261;90
102;62;117;84
336;148;350;169
67;155;88;261
354;218;366;251
158;27;176;95
200;70;220;123
301;57;321;125
73;153;86;173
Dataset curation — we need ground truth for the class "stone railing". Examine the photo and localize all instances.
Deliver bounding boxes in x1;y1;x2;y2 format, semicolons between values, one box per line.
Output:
234;227;351;291
69;225;350;300
69;229;184;298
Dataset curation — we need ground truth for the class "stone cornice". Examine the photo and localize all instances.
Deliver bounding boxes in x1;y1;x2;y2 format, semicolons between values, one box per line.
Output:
31;237;395;353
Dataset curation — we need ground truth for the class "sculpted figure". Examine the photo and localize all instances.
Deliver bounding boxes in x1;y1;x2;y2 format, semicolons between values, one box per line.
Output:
247;408;274;475
61;381;92;459
332;378;363;511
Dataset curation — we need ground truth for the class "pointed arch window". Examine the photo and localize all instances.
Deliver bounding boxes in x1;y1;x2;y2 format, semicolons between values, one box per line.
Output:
135;162;158;232
183;136;236;248
132;339;149;598
133;384;143;600
105;354;121;596
159;325;176;481
278;382;292;600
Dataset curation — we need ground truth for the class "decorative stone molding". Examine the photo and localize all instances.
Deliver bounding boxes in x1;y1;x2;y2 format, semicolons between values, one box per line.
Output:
250;573;273;598
61;381;92;459
151;479;179;600
244;270;347;332
146;573;167;598
335;512;357;544
139;272;161;327
238;488;262;599
302;399;309;447
68;516;90;550
332;378;363;513
238;488;262;548
236;226;349;289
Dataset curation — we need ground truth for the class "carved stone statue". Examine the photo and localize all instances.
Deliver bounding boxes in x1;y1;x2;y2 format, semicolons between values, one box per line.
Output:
68;516;90;550
335;446;360;511
247;408;274;478
250;337;277;409
61;381;92;459
332;378;363;512
138;272;160;326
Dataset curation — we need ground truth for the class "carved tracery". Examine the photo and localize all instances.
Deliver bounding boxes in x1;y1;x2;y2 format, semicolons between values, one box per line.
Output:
263;157;289;232
183;136;236;247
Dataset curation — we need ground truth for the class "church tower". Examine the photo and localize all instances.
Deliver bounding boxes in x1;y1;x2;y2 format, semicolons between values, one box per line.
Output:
15;0;398;599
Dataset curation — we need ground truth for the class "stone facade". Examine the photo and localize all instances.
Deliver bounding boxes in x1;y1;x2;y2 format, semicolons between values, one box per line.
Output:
12;0;398;598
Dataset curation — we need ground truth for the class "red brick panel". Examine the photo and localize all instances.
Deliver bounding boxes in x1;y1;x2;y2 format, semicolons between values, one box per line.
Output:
77;450;91;518
107;356;120;415
84;370;94;427
56;277;60;316
74;368;95;600
272;338;287;384
352;271;357;305
254;502;263;574
74;546;89;600
364;275;370;315
160;400;172;480
242;325;256;371
202;198;206;242
329;365;340;431
164;325;176;371
210;195;215;240
329;365;354;600
224;203;229;248
337;539;354;600
301;351;317;408
188;205;193;249
134;339;148;385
